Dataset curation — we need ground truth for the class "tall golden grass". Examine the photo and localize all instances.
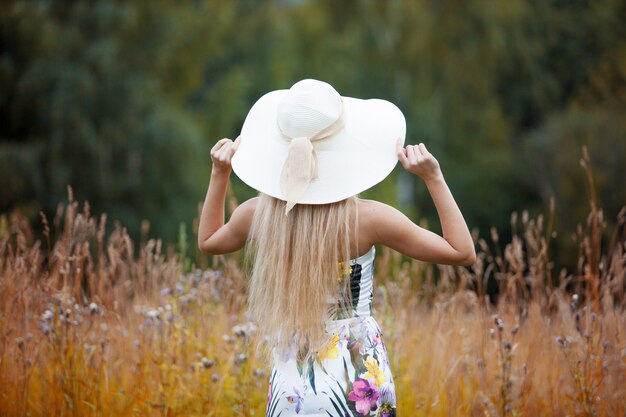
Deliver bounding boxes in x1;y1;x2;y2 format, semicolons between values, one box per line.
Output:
1;150;624;416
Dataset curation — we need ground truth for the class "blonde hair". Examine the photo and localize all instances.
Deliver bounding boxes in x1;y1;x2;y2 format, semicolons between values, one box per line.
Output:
247;193;356;361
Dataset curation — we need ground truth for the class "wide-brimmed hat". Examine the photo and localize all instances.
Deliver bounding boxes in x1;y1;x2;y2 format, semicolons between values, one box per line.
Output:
231;79;406;213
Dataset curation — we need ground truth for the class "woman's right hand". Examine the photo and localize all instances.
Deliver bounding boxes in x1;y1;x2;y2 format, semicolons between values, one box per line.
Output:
396;139;442;182
210;136;241;174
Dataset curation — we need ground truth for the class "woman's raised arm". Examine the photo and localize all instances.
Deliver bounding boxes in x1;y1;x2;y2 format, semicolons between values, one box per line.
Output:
368;141;475;266
197;137;255;255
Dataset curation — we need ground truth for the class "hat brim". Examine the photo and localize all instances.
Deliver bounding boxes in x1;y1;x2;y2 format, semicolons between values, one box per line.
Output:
231;89;406;204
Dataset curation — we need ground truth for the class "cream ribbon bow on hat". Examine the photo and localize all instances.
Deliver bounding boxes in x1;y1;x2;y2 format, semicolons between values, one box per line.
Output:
278;105;345;214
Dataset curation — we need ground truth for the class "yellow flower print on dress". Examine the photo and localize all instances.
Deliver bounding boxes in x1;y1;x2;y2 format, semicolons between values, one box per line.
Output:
338;262;353;283
317;332;340;361
363;355;386;387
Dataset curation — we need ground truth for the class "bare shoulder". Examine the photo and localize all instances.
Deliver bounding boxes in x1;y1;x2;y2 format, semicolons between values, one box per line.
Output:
356;198;402;223
355;198;405;245
230;197;259;229
234;196;259;216
197;197;259;255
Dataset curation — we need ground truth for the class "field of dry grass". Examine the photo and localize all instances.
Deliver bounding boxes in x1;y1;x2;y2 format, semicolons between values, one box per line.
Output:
1;164;625;416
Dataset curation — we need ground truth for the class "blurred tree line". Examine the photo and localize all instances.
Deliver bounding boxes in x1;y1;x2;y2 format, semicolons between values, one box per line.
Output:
1;0;625;264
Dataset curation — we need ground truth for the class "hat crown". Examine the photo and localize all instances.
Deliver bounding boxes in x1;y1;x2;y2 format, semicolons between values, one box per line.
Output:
277;79;342;139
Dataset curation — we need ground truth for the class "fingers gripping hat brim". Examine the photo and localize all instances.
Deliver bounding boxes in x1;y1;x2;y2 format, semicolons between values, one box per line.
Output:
231;90;406;205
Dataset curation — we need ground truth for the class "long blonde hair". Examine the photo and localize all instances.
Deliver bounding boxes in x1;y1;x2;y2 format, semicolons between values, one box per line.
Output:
247;193;356;360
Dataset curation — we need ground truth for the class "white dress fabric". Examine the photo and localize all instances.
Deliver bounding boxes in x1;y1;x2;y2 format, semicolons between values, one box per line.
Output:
265;246;397;416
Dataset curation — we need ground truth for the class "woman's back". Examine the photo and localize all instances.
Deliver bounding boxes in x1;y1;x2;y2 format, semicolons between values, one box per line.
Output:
197;79;475;416
266;243;396;417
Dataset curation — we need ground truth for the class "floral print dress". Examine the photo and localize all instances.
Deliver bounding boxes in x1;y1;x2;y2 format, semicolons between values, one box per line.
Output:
266;246;397;416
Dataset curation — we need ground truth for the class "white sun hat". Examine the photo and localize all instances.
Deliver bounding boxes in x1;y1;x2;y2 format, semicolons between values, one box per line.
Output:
231;79;406;213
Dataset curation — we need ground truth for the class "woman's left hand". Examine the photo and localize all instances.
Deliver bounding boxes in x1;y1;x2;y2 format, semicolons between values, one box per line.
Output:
210;136;241;173
397;140;442;182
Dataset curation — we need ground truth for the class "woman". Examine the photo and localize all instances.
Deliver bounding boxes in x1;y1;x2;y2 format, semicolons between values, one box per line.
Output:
198;79;475;416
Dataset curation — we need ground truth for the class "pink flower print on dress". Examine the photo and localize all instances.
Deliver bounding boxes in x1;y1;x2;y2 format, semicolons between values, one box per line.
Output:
363;333;383;353
348;378;379;415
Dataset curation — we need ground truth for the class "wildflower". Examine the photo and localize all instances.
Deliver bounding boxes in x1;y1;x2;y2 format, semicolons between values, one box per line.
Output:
147;309;160;320
555;336;565;346
235;353;247;364
348;378;379;415
42;310;54;321
363;356;386;386
39;321;50;335
211;374;219;382
160;287;172;296
201;357;214;369
502;341;512;352
493;316;504;331
317;332;340;361
89;302;99;315
15;337;25;350
232;323;257;338
176;283;185;294
179;295;190;308
254;368;266;377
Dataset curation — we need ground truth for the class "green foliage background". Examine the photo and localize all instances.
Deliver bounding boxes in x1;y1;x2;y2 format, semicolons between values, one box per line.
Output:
1;0;625;262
